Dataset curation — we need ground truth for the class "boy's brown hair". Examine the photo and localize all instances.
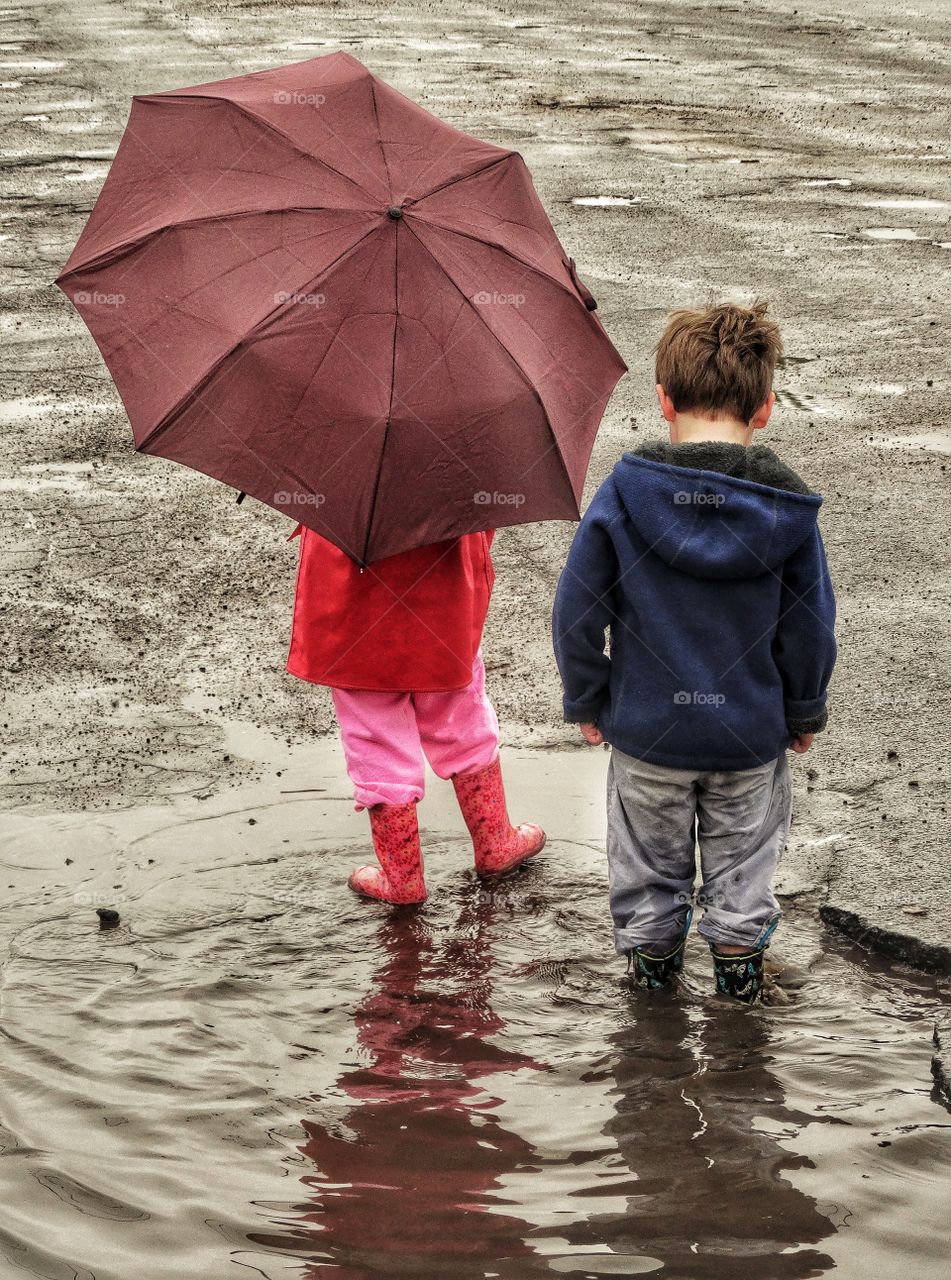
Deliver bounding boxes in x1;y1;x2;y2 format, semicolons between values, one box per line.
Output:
655;301;783;423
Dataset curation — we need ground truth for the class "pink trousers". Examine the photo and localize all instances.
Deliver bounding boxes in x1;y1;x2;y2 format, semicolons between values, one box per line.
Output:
331;651;501;809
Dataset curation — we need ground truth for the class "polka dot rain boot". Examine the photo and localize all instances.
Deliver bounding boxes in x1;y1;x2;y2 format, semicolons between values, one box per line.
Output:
348;801;427;905
451;755;545;878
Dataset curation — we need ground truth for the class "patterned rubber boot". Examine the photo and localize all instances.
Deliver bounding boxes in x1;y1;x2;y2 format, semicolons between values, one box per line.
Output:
452;756;546;878
711;947;766;1003
348;801;427;904
627;938;687;990
626;910;693;990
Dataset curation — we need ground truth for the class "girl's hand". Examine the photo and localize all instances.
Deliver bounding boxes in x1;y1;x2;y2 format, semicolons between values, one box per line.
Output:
580;722;604;746
790;732;814;754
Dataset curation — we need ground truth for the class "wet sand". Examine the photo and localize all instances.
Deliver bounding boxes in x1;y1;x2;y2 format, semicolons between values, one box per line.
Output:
2;1;951;1273
3;0;951;961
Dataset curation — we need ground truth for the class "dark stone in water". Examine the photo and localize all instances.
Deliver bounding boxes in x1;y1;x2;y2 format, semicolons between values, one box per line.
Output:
96;907;120;929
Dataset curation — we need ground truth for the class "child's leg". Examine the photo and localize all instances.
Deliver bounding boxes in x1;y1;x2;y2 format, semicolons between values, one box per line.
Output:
412;649;500;779
414;652;544;876
331;688;427;903
695;753;792;953
607;748;698;956
331;688;426;809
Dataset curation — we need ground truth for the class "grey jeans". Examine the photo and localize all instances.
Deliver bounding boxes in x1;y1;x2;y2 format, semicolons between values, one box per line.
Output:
606;747;792;954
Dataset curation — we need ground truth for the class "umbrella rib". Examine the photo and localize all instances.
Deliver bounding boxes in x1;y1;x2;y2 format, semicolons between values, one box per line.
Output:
163;93;383;204
359;221;400;566
283;229;392;434
403;151;513;209
400;218;578;511
368;77;393;202
407;212;592;312
56;207;379;279
135;222;382;452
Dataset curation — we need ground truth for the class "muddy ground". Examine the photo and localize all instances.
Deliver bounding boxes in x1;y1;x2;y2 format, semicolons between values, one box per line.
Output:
2;0;950;963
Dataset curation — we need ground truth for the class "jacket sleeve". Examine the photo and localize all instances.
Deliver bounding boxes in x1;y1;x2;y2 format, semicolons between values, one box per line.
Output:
552;512;619;724
772;525;837;734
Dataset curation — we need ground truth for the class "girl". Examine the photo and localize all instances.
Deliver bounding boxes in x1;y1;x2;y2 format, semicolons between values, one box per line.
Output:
286;526;545;903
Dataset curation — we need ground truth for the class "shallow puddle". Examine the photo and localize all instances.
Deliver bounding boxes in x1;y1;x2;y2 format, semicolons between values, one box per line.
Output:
876;431;951;455
862;198;950;210
862;227;920;240
0;745;948;1279
861;228;951;248
571;196;641;207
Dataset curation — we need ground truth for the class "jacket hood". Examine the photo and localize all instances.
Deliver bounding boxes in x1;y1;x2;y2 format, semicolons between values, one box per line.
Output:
610;440;822;580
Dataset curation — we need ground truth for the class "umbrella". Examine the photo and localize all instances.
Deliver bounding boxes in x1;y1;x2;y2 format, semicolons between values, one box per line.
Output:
56;52;627;564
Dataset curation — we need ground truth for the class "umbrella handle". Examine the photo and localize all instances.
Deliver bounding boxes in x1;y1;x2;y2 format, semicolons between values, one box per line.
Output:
564;256;598;311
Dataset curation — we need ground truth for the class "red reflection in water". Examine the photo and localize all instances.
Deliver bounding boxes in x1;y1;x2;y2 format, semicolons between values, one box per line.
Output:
252;900;544;1277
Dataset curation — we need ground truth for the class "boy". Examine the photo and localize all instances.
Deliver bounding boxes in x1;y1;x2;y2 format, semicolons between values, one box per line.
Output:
552;302;836;1002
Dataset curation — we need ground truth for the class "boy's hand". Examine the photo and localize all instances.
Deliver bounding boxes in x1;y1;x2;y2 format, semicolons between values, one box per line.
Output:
579;722;604;746
790;732;815;754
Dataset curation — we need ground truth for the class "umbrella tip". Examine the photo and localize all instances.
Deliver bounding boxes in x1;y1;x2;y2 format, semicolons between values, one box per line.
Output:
386;205;403;220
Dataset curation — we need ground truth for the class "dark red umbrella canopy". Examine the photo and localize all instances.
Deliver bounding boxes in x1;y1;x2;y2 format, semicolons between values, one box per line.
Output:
56;52;627;563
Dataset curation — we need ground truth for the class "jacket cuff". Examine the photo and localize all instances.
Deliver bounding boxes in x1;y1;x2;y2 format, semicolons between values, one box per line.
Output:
563;699;604;725
786;704;828;735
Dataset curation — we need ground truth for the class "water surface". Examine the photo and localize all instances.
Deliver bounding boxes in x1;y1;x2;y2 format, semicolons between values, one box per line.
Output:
0;748;947;1278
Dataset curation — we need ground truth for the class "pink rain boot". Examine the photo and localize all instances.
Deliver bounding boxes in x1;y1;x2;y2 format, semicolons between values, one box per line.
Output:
452;756;545;878
348;801;427;904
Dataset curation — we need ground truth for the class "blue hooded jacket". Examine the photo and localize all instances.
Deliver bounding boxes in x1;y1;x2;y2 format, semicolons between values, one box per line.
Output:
552;440;837;771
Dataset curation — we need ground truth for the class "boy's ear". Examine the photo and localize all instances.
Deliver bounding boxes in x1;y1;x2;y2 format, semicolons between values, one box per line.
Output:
750;391;776;431
656;384;677;423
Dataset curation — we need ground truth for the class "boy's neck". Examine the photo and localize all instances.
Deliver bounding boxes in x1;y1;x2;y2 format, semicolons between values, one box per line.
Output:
669;412;754;447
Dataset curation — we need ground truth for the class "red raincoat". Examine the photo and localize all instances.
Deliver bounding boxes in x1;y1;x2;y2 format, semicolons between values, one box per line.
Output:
286;527;495;692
